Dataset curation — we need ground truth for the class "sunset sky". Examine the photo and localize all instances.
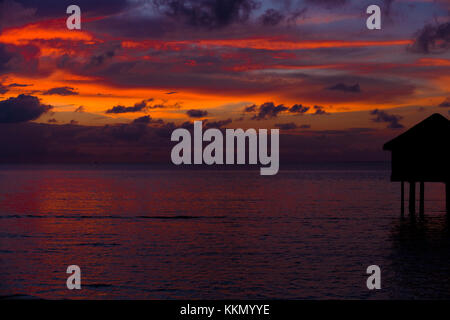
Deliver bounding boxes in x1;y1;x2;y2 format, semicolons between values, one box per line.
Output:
0;0;449;163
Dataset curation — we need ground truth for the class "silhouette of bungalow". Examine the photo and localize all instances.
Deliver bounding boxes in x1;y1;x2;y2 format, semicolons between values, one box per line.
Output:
383;113;450;216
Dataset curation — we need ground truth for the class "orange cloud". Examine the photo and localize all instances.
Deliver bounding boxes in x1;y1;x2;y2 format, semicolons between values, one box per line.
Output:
0;18;98;57
0;19;95;45
122;37;412;52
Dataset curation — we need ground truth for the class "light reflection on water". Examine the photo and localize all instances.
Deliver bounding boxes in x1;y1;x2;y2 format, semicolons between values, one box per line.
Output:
0;164;449;299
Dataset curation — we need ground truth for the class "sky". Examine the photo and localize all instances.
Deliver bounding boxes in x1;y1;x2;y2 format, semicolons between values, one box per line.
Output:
0;0;449;163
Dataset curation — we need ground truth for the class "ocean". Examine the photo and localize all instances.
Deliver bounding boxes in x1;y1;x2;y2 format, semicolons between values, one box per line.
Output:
1;163;449;299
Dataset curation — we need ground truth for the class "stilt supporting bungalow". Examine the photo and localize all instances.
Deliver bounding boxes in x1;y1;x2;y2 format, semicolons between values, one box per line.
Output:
420;182;424;218
401;181;404;217
409;181;415;215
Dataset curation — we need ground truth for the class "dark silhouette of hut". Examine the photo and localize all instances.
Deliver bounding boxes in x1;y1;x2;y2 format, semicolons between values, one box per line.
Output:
383;113;450;216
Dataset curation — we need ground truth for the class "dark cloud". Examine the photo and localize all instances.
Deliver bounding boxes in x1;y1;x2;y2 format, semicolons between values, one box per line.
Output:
275;122;297;130
105;99;178;114
0;82;33;95
204;118;232;129
304;0;348;8
48;118;58;123
152;0;260;28
260;9;284;26
286;8;307;24
409;22;450;54
7;83;32;88
313;105;329;115
327;83;361;93
75;106;86;113
106;104;146;114
179;121;195;130
133;115;152;124
244;102;288;120
186;109;208;118
439;97;450;108
43;87;79;96
88;50;116;67
244;102;327;119
244;104;257;113
370;109;404;129
106;99;154;114
132;115;165;125
148;102;181;110
289;104;309;114
0;94;52;123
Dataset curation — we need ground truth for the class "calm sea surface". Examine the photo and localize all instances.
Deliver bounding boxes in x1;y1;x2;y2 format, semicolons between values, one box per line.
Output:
1;163;449;299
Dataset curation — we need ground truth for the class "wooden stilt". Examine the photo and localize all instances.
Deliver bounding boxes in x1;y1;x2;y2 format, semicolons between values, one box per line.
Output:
401;181;404;217
446;182;449;215
409;181;416;215
420;182;424;218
